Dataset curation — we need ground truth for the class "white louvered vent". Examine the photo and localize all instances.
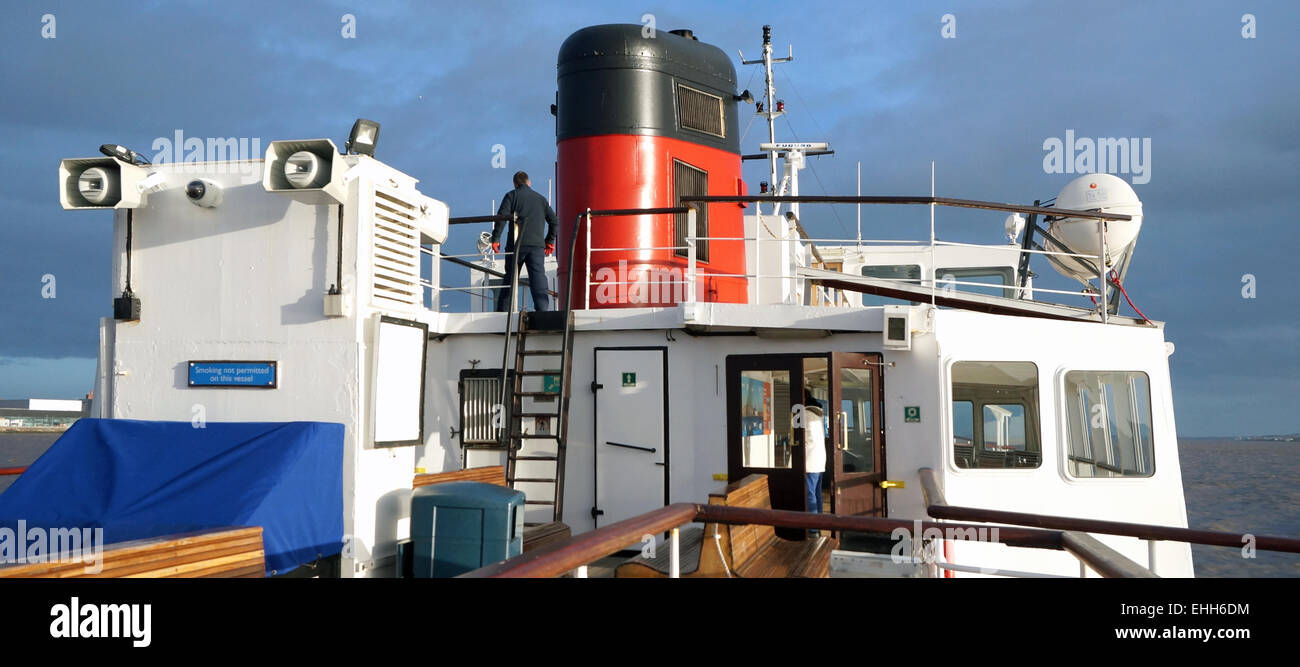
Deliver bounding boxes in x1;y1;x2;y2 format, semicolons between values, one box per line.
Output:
369;188;422;310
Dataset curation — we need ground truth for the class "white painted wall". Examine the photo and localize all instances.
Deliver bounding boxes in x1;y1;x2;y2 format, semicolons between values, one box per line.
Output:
423;303;1191;576
102;158;446;577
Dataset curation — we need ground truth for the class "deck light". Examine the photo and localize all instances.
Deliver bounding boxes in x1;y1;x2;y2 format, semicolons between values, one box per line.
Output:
98;143;150;165
346;118;380;156
734;89;754;104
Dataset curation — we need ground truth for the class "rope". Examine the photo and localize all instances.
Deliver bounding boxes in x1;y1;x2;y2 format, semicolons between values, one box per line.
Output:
1109;270;1150;323
712;524;733;578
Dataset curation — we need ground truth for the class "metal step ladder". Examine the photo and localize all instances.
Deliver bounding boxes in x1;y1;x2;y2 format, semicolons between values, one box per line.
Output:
504;309;574;525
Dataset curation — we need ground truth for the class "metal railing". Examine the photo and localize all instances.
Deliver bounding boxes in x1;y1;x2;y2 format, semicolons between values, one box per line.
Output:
566;194;1129;322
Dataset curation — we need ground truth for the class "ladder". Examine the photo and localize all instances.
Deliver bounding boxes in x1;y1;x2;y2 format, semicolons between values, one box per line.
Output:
504;309;574;525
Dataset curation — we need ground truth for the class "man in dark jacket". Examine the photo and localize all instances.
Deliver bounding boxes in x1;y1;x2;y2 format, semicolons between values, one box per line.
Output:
491;171;558;312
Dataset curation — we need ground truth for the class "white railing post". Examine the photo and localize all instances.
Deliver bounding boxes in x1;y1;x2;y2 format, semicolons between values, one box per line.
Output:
584;208;592;308
754;208;762;305
670;527;681;579
1147;539;1157;575
1098;218;1108;324
686;206;698;305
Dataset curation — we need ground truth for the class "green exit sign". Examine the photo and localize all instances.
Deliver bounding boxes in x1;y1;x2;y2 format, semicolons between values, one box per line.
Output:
622;372;636;387
543;372;561;393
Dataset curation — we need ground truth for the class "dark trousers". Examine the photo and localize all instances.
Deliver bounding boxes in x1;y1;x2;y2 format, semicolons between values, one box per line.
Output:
496;245;550;312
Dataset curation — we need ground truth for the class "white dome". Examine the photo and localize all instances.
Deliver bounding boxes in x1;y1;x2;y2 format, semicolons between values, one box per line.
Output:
1045;174;1143;284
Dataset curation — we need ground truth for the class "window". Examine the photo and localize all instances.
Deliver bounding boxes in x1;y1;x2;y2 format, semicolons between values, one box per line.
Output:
1064;371;1154;478
738;369;792;469
676;84;725;138
951;361;1040;469
935;267;1016;299
860;264;922;307
674;159;709;262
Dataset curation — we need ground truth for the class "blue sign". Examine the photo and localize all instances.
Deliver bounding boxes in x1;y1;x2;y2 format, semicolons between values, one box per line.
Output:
188;361;278;388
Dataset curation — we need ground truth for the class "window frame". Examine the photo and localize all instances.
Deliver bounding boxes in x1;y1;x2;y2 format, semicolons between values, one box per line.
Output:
947;360;1043;471
934;266;1017;299
1058;369;1156;480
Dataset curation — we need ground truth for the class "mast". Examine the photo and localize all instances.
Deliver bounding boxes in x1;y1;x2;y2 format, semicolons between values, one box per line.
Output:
742;25;792;206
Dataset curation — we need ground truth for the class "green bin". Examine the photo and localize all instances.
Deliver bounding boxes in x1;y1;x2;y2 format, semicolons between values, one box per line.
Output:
410;481;525;577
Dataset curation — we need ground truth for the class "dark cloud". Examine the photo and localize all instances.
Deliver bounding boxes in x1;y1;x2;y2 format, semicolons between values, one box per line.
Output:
1;0;1295;435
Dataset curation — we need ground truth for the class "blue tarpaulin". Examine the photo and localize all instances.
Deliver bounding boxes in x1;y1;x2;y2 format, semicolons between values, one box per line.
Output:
0;419;344;576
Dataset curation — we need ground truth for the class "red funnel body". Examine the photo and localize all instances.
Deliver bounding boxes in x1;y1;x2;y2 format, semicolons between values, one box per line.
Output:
555;24;748;309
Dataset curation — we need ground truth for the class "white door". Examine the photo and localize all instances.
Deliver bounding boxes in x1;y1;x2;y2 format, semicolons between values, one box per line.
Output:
594;348;666;527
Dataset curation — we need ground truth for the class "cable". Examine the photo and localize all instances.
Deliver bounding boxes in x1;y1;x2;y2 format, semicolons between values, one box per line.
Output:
738;64;760;144
781;114;851;239
124;209;133;295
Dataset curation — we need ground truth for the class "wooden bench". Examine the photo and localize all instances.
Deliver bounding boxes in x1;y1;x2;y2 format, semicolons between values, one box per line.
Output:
412;465;571;552
0;526;265;578
616;474;836;578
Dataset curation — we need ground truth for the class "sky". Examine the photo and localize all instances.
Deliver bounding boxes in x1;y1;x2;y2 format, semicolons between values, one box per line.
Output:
0;0;1296;436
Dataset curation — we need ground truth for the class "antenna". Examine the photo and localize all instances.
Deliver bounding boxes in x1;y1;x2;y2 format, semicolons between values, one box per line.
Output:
742;25;793;191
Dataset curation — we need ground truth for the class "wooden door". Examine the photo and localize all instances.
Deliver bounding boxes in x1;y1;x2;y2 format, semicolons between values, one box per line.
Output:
829;352;886;517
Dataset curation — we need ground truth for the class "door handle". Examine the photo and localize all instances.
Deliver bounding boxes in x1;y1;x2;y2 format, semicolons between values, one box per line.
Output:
838;411;849;450
605;441;656;454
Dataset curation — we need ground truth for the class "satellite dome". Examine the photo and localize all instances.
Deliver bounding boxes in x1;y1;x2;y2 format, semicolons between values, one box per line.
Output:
1045;174;1144;284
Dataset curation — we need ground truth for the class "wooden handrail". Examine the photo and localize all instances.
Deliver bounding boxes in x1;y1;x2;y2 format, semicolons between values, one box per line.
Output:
918;467;1300;554
1061;531;1158;579
0;466;27;476
467;466;1300;579
461;503;700;578
462;501;1171;578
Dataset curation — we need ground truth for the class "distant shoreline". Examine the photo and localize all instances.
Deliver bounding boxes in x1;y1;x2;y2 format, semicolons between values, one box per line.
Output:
0;426;69;433
1180;435;1298;443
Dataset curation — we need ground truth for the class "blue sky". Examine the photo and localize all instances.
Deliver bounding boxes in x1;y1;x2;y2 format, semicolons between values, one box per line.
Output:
0;1;1296;436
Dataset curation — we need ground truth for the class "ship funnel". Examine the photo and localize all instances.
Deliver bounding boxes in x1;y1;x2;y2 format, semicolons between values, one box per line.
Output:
262;138;348;204
1044;174;1143;284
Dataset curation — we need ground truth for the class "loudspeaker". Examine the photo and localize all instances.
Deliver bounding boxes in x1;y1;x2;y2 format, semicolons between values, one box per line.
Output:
59;157;152;210
261;138;347;204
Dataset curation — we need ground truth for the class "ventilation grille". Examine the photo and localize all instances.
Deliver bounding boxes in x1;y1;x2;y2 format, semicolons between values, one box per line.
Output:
370;189;421;309
677;84;725;138
461;375;503;445
674;160;709;262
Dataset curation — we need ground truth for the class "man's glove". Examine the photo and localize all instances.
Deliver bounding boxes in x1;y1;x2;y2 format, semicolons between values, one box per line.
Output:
544;243;555;256
491;242;500;254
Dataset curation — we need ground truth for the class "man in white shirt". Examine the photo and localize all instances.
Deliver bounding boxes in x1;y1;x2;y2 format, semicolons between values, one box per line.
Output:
803;389;828;523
